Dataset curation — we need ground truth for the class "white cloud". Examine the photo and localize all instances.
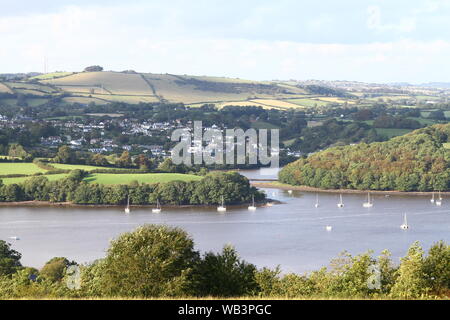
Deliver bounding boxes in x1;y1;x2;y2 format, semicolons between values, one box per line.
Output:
0;3;449;83
367;5;416;33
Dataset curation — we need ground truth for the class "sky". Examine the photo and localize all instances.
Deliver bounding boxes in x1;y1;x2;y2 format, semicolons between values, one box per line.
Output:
1;0;450;83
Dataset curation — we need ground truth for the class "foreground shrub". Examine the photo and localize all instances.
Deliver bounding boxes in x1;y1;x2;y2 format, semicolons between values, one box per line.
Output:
192;245;259;297
81;225;199;298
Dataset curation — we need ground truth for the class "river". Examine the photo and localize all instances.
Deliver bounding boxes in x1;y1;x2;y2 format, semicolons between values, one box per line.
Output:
0;168;449;273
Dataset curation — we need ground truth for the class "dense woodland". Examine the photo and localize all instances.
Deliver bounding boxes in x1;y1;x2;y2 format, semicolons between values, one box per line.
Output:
0;225;448;299
280;124;450;191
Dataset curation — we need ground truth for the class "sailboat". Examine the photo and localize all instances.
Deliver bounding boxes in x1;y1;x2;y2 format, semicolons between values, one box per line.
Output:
248;196;257;211
337;194;344;208
124;195;131;214
400;214;409;230
436;191;442;206
217;196;227;212
430;192;435;203
363;192;373;208
326;226;333;232
315;194;320;208
152;199;162;213
288;190;293;195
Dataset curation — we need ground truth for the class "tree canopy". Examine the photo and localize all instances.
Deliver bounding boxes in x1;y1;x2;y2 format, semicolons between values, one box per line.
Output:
280;124;450;191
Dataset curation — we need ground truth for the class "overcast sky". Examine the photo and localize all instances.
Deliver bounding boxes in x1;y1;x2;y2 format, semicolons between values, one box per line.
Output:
1;0;450;83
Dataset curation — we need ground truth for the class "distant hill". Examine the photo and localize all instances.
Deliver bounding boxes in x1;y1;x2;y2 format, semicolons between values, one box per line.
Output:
1;70;447;110
33;70;310;108
0;70;365;110
418;82;450;89
279;123;450;191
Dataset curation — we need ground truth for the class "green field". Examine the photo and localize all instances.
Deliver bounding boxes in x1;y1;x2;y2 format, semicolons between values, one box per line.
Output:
30;72;75;80
286;98;330;107
2;174;69;185
1;171;203;185
50;163;113;171
0;163;47;176
375;128;412;139
250;121;280;129
84;173;202;184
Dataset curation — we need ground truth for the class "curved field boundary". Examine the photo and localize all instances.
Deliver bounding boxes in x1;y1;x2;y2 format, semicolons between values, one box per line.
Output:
0;82;16;94
139;73;163;103
56;84;114;95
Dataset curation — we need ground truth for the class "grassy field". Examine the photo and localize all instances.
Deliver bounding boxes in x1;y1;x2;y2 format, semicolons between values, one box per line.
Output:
30;72;75;80
62;96;109;105
2;174;69;185
286;98;330;107
143;73;253;104
251;121;280;129
0;83;13;93
249;99;303;109
375;128;412;139
84;173;202;184
43;72;154;96
0;163;47;175
86;94;159;104
49;163;113;171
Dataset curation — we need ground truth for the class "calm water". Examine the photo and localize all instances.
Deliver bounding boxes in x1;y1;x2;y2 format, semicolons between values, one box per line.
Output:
0;169;449;273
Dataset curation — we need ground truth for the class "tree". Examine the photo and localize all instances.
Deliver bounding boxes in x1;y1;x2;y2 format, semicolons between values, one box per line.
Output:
390;242;430;298
84;65;103;72
85;225;199;297
0;240;22;276
423;241;450;294
23;176;49;201
68;169;87;182
8;144;29;160
134;154;152;170
40;257;73;282
90;153;109;167
428;110;445;120
157;158;177;173
54;146;75;164
192;245;258;297
0;184;24;202
116;151;132;168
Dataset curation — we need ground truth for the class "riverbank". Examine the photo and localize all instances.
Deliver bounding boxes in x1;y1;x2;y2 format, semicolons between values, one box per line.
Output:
0;199;280;209
252;181;450;196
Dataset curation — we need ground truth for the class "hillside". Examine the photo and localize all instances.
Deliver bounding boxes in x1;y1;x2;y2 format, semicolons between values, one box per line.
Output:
279;123;450;191
1;70;447;110
0;70;360;110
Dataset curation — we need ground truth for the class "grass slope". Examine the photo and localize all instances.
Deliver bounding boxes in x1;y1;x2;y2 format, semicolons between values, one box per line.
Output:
0;163;47;176
84;173;202;184
2;174;69;185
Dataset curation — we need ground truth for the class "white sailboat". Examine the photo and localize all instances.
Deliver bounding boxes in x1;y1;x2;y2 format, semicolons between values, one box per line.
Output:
248;196;257;211
288;190;293;195
431;192;435;203
217;196;227;212
363;192;373;208
326;226;333;232
337;194;344;208
152;199;162;213
400;214;409;230
124;195;131;214
315;193;319;208
436;191;442;206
